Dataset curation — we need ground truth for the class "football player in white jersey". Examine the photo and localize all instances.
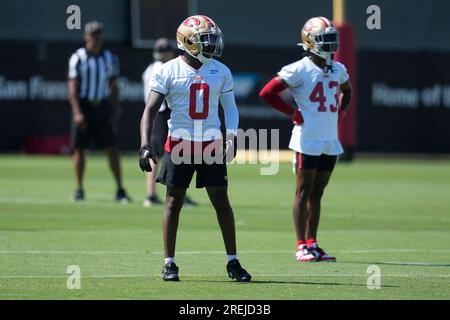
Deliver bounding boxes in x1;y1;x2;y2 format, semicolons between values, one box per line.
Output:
139;15;251;282
260;17;352;262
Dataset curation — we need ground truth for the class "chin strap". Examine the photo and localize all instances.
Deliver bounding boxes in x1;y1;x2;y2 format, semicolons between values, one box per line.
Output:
325;64;334;73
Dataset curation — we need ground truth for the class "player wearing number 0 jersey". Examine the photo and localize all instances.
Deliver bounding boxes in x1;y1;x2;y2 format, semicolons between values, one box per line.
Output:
150;55;235;142
139;15;251;283
260;16;352;263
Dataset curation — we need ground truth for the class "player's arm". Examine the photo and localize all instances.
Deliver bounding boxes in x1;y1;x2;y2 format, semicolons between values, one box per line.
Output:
259;77;293;116
259;77;303;124
139;90;166;172
339;80;352;112
219;90;239;162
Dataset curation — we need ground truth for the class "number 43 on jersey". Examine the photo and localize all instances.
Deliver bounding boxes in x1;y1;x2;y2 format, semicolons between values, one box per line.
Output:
309;81;340;113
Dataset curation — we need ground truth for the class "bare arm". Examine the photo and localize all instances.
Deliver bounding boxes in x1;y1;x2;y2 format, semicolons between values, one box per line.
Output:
140;90;166;147
68;79;86;128
109;78;121;117
68;79;81;115
340;80;352;112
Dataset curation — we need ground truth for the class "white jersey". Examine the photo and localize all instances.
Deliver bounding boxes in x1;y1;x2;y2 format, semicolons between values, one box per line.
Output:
150;56;234;141
278;57;349;155
142;61;167;112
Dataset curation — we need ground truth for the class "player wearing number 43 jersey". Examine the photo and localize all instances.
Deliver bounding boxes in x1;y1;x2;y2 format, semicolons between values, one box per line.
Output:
260;16;352;262
139;15;251;282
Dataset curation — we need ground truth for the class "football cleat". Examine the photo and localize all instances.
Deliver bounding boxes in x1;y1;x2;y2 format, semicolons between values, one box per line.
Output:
226;259;251;282
296;244;317;262
116;188;131;204
176;15;224;64
162;262;179;281
143;195;163;207
73;188;85;201
309;244;336;262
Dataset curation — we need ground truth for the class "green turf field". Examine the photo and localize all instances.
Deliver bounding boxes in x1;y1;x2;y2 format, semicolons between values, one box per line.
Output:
0;154;449;299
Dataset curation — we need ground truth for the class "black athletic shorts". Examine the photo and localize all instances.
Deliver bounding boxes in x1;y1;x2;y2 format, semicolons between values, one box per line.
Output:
294;152;338;172
150;108;170;159
156;152;228;189
71;100;116;149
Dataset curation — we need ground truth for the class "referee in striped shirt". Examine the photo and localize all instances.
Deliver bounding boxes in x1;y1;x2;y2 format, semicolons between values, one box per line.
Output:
68;21;130;202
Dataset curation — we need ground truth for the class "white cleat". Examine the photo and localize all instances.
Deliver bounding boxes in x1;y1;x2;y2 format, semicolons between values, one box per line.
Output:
296;244;317;262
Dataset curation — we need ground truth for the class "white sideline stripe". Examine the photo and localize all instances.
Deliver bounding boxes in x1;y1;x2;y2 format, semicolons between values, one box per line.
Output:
0;273;449;279
0;249;449;255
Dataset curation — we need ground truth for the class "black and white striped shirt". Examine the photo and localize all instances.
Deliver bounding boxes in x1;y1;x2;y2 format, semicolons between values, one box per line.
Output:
68;47;119;102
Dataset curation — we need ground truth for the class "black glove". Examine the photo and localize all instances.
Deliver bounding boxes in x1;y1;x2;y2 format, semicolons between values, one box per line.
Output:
139;145;157;172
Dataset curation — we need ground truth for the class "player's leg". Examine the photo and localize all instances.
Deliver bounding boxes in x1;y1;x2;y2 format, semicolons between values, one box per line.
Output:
307;154;338;262
205;186;251;282
198;159;251;282
160;186;186;282
106;146;123;188
72;147;85;200
205;186;236;255
156;152;195;281
106;146;130;202
71;109;89;201
293;152;319;261
307;171;332;240
97;105;130;202
163;187;186;253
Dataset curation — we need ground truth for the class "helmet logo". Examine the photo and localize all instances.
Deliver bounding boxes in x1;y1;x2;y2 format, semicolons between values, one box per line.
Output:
183;17;201;27
303;22;312;32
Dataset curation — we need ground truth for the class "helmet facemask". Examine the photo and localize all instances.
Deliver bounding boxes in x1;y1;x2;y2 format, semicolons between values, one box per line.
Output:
309;28;339;66
190;28;224;64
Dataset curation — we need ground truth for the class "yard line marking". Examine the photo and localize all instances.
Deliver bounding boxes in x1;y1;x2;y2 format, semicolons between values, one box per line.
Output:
0;249;449;255
0;273;449;279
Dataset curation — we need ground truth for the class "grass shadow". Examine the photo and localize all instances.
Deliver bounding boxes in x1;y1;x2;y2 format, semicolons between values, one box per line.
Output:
182;279;399;288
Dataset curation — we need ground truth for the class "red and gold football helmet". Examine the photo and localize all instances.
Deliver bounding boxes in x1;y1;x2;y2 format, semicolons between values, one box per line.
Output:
176;15;224;64
299;17;339;65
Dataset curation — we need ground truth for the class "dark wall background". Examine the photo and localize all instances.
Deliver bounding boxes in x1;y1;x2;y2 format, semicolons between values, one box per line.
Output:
1;0;450;153
2;0;450;50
